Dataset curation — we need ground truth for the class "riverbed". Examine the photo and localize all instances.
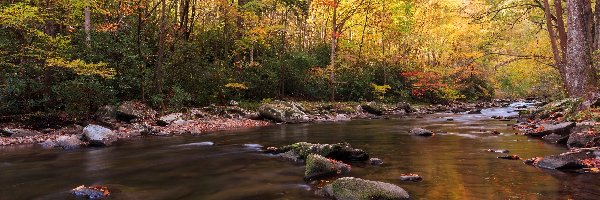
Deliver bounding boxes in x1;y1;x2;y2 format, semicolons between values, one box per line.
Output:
1;104;600;199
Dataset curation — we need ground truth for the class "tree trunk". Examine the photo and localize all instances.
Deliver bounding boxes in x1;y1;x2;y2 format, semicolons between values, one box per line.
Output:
155;0;166;96
329;0;338;102
84;5;91;48
565;0;597;97
542;0;564;75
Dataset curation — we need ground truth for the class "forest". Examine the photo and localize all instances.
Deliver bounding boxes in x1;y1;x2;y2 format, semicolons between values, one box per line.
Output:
0;0;598;115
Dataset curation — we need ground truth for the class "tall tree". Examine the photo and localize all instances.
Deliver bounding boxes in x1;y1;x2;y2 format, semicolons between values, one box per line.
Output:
155;0;167;97
565;0;597;98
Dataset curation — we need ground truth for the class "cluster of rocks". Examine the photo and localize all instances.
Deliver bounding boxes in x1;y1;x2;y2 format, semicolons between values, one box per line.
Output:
265;142;411;200
513;98;600;173
418;99;512;114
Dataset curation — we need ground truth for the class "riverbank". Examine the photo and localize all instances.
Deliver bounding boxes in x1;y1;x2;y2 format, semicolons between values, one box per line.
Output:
512;98;600;172
0;99;513;148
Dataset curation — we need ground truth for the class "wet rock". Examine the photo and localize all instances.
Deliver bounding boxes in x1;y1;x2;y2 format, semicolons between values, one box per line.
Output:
410;128;434;137
320;177;410;200
498;155;520;160
266;142;369;162
361;102;385;115
157;113;184;126
567;131;599;148
116;101;157;121
0;128;42;137
304;154;351;181
83;124;117;147
488;130;501;135
526;122;576;137
369;158;384;165
536;149;598;170
56;135;83;150
523;157;543;166
399;174;423;182
72;185;110;199
542;133;569;144
486;149;509;153
258;101;308;123
468;109;482;114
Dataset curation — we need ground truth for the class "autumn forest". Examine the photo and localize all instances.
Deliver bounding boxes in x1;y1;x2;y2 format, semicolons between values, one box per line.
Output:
0;0;598;114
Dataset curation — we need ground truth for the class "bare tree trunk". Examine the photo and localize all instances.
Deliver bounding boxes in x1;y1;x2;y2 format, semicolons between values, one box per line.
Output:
155;0;166;96
565;0;597;97
543;0;564;72
595;1;600;51
84;5;91;48
554;1;568;57
329;0;338;102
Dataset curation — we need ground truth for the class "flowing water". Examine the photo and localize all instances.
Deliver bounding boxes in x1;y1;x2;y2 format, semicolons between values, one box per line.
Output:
1;103;600;200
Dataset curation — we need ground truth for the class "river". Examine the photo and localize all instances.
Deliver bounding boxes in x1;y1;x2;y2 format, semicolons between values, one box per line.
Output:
1;103;599;199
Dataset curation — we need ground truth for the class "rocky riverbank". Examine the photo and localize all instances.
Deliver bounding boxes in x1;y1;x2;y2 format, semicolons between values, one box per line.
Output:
512;98;600;173
0;99;514;149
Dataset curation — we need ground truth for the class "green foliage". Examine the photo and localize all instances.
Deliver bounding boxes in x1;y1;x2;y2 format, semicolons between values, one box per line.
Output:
371;83;391;102
52;78;116;115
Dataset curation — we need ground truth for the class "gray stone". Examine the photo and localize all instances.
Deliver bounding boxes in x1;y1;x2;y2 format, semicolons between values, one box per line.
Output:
527;122;576;137
567;132;599;148
83;124;117;147
258;101;308;123
56;135;83;150
369;158;384;165
321;177;410;200
536;149;597;170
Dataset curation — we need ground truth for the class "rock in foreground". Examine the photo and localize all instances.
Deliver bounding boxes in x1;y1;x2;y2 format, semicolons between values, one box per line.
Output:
72;185;110;199
535;148;599;170
321;177;410;200
304;154;350;181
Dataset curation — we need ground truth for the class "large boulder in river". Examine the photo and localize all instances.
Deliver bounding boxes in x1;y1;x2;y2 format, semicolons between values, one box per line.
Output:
361;102;385;115
320;177;410;200
526;122;576;137
258;101;308;123
83;124;117;147
535;148;599;170
116;101;157;121
266;142;369;162
410;128;434;137
304;154;351;181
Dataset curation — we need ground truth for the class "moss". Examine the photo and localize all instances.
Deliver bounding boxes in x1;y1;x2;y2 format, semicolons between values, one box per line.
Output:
325;177;410;200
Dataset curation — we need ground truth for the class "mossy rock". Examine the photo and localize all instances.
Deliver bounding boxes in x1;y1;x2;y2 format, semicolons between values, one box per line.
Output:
258;101;308;123
305;154;350;181
322;177;410;200
267;142;369;162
